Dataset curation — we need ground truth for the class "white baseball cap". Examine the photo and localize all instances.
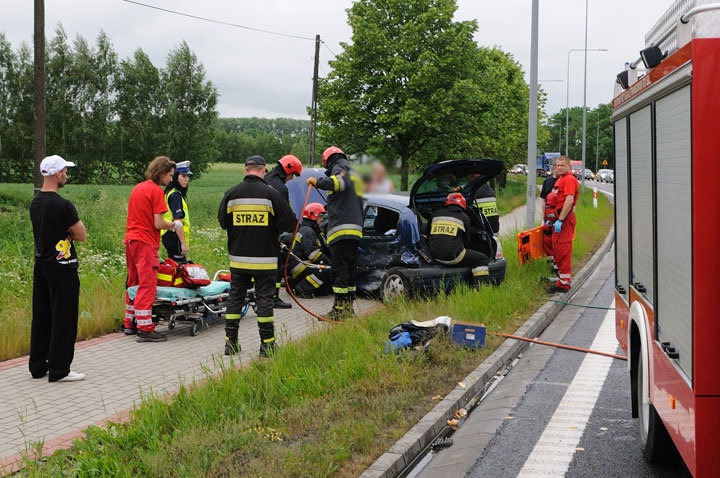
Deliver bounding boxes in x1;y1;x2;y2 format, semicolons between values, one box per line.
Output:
40;155;75;176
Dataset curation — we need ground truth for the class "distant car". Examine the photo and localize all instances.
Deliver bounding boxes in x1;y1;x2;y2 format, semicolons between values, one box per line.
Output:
510;164;528;175
606;171;614;183
583;169;594;180
596;169;613;182
287;160;507;300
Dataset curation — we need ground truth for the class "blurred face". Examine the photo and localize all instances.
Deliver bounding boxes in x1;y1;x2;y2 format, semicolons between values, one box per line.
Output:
178;173;190;187
161;169;174;186
555;160;570;176
56;168;68;188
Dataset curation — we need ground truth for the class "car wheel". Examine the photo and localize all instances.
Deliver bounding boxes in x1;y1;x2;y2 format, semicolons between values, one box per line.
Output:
382;268;408;302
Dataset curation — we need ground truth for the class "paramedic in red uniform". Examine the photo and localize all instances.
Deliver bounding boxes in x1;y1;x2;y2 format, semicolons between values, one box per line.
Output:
540;161;559;274
547;156;579;293
124;156;183;342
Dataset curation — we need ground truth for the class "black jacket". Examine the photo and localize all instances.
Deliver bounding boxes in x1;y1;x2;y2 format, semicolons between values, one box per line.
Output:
428;204;472;263
315;157;363;245
265;164;290;204
288;218;331;280
474;183;499;234
218;175;295;275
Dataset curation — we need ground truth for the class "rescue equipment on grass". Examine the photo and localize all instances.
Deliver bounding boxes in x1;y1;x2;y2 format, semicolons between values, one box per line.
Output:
518;226;545;265
385;316;452;353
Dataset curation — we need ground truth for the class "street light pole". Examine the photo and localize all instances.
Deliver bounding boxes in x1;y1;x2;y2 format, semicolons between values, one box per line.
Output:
525;0;539;230
581;0;589;193
595;110;600;173
565;47;607;157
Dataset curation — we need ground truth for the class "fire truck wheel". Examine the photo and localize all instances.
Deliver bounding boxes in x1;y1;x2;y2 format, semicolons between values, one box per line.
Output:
636;352;677;462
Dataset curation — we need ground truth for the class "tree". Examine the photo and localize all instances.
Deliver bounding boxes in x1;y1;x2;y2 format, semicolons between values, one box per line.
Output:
317;0;532;190
160;41;218;176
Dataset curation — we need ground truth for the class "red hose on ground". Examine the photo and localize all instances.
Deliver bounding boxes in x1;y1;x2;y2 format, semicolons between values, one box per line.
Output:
490;332;627;361
283;185;340;324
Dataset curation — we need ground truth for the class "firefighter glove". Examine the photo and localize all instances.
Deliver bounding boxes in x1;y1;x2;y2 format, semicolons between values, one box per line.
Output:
306;177;317;187
174;220;183;232
554;220;563;233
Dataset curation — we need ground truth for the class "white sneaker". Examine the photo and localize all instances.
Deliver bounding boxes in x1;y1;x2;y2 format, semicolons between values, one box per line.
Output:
57;371;86;382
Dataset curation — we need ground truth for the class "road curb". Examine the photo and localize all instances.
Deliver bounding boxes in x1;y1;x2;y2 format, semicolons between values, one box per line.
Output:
361;225;615;478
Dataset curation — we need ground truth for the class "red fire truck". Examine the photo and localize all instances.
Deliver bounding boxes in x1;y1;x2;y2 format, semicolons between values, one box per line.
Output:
612;2;720;476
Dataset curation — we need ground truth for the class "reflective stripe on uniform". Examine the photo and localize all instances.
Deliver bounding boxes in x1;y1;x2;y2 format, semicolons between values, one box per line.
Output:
476;197;497;204
431;216;465;230
472;265;489;277
306;274;322;288
275;282;281;289
229;255;277;270
309;249;323;261
257;316;274;323
331;174;345;191
226;198;275;215
291;263;307;278
327;223;362;243
135;309;152;316
125;313;134;319
226;313;242;320
294;232;303;244
136;318;153;326
348;285;356;292
262;337;275;343
126;305;134;311
333;286;349;294
434;249;467;265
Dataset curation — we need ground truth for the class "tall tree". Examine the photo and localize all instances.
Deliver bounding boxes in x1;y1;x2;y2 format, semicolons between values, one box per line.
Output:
160;41;218;174
317;0;531;190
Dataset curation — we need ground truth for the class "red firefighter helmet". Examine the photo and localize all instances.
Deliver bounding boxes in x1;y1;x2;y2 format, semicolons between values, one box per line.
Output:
279;155;302;177
303;202;326;220
445;193;466;210
322;146;344;166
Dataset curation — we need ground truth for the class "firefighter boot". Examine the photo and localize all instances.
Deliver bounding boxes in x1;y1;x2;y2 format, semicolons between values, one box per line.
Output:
224;319;241;356
258;322;277;358
273;285;292;309
325;294;346;321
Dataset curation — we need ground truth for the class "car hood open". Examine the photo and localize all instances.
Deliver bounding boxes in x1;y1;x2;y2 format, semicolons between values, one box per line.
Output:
409;159;505;210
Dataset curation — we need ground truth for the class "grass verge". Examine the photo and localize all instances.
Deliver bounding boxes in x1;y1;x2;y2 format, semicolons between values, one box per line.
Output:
18;190;613;477
0;164;529;361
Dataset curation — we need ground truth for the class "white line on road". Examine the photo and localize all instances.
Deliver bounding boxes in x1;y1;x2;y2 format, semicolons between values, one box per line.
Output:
516;304;617;477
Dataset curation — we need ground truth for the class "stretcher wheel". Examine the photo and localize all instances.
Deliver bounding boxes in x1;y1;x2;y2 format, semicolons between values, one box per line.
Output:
168;318;176;330
190;320;201;336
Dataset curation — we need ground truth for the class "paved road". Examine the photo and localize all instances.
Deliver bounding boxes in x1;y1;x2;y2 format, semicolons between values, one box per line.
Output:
413;252;691;477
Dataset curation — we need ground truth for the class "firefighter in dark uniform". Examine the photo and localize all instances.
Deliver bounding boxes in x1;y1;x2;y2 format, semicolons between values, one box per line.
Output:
467;173;500;235
265;154;303;309
288;202;332;298
218;156;295;357
306;146;363;319
428;193;490;287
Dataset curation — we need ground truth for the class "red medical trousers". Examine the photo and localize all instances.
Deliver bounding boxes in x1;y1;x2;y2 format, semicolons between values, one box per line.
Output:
542;226;553;262
125;240;159;332
551;215;576;290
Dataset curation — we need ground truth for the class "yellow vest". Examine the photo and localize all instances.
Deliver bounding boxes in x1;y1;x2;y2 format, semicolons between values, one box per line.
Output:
161;189;190;244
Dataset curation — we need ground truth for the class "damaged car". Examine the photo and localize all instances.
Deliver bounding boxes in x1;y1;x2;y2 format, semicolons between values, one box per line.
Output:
287;159;507;300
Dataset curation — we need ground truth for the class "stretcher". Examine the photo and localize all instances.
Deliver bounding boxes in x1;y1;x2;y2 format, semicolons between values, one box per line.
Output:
126;270;254;336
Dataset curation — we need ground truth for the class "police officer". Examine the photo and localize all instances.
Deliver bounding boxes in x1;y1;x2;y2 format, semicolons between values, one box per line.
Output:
546;156;579;293
265;154;303;309
428;193;490;287
218;156;295;357
161;161;192;264
288;203;332;298
306;146;363;319
467;173;499;235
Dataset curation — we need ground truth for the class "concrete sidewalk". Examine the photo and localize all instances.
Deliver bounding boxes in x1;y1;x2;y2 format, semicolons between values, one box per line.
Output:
0;292;375;471
498;197;544;238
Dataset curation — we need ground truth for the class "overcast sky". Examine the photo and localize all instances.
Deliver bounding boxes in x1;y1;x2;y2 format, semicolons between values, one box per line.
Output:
2;0;673;119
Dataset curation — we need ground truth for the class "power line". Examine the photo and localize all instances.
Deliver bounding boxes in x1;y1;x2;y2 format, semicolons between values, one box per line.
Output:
321;41;338;58
122;0;315;41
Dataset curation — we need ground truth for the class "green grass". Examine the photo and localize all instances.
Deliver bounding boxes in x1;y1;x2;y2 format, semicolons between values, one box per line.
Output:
16;190;613;477
0;163;530;361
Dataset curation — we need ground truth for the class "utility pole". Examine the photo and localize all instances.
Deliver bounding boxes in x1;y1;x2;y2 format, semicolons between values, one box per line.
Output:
308;34;320;167
595;110;600;173
525;0;539;230
581;0;589;193
33;0;46;194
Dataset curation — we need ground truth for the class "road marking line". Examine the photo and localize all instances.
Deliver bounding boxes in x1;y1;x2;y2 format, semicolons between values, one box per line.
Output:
517;304;617;478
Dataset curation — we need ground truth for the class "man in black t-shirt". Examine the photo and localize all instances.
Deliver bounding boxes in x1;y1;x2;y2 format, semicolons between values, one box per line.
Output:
29;155;87;382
